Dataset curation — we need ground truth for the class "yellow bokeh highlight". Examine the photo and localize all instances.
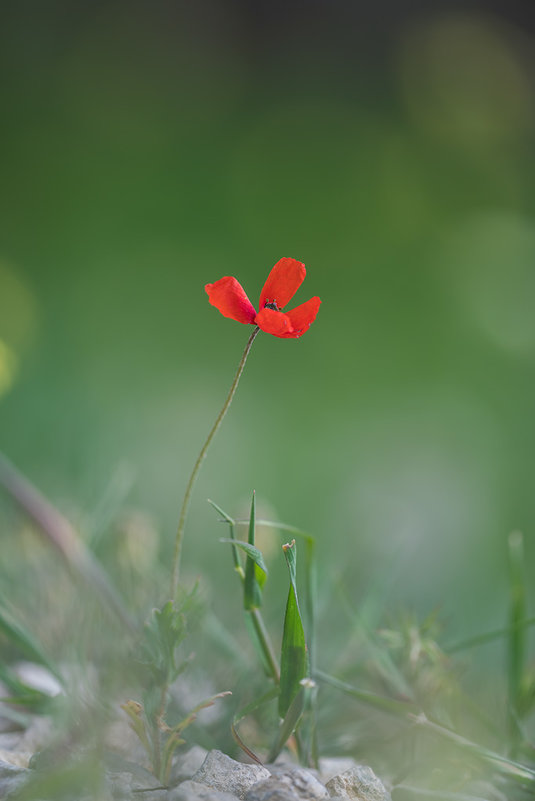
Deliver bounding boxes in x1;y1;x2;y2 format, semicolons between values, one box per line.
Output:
0;339;18;399
0;260;38;350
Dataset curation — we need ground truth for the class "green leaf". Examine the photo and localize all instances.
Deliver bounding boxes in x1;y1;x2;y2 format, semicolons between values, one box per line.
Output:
279;540;308;718
244;492;262;610
139;588;197;683
314;669;421;718
208;499;243;576
269;684;306;762
219;539;268;578
207;498;235;526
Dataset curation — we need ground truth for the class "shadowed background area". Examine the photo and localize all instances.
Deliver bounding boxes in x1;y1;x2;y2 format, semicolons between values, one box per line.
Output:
1;0;534;671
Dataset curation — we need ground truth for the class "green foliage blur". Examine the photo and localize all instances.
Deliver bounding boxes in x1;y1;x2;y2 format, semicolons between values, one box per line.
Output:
1;1;534;685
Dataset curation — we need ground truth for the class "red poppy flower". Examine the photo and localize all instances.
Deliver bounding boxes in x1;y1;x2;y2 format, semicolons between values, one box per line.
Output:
205;258;321;339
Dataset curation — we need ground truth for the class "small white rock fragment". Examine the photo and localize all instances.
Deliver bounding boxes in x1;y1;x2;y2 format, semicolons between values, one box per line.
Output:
0;748;32;769
325;765;391;800
14;663;62;697
245;779;296;801
0;759;30;799
246;768;328;801
192;750;270;800
169;779;241;800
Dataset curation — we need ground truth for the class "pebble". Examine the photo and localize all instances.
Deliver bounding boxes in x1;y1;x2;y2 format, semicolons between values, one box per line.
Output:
0;758;31;799
168;779;241;800
0;738;393;801
245;767;328;800
325;765;391;800
192;750;270;800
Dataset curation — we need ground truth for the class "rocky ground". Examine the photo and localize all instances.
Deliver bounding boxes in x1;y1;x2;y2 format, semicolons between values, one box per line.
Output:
0;722;392;801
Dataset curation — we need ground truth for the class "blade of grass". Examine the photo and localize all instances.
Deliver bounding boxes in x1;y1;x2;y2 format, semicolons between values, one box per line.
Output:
415;714;535;787
298;679;319;768
207;498;235;526
302;538;318;768
0;451;137;634
279;540;308;719
219;539;268;578
244;492;262;611
209;498;279;683
508;530;526;753
335;580;414;701
208;499;242;576
444;617;535;654
235;518;315;545
268;685;306;763
317;670;535;788
303;537;316;672
315;669;420;718
231;685;280;764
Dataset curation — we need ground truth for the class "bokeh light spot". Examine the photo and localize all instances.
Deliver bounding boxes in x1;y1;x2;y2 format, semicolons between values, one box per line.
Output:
0;260;38;351
398;12;534;145
0;339;18;399
441;212;535;353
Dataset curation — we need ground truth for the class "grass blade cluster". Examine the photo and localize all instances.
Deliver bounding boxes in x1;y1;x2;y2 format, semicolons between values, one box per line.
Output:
278;540;308;719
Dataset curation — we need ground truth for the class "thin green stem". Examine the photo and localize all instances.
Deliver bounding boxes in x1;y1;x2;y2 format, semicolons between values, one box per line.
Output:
152;683;167;782
170;326;260;599
250;607;280;684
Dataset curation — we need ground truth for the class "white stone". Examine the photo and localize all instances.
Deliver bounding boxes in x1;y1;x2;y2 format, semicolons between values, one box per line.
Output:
169;779;240;800
325;766;390;800
192;750;270;800
246;768;328;800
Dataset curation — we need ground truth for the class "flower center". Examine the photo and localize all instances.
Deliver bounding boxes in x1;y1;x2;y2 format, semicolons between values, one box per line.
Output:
264;300;279;311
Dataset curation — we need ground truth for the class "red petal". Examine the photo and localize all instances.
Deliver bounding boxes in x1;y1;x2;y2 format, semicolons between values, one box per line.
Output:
259;258;306;311
205;276;257;324
255;307;293;337
279;296;321;338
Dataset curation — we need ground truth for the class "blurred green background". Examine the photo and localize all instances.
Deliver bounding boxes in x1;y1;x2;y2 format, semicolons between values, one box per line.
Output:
1;0;534;663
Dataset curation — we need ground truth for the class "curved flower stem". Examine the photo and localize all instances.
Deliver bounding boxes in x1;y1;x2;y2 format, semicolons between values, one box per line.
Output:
170;326;260;599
